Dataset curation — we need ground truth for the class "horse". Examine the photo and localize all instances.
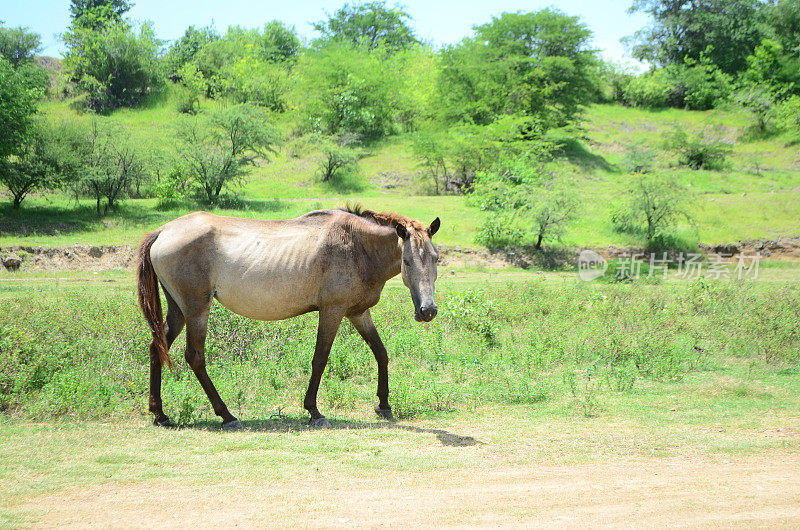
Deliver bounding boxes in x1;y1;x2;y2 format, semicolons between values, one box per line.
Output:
136;206;441;429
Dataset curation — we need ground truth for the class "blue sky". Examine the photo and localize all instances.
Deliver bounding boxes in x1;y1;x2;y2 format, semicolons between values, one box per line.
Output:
1;0;651;69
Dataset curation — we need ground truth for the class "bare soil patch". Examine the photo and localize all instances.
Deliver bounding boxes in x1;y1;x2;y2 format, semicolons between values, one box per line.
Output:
2;236;798;273
26;453;800;528
0;245;135;272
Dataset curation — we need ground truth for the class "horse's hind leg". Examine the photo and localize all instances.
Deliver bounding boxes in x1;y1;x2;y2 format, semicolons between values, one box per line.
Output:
184;310;240;430
150;290;184;427
303;307;345;427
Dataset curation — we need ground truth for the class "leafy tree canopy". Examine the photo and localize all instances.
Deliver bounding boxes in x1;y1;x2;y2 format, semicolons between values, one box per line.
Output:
626;0;767;74
438;9;597;127
313;1;419;51
165;25;219;75
260;21;301;63
766;0;800;55
64;22;164;111
69;0;133;31
0;57;40;160
0;23;42;68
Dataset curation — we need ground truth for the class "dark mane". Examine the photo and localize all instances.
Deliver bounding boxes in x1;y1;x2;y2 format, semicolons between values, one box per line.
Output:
339;203;426;233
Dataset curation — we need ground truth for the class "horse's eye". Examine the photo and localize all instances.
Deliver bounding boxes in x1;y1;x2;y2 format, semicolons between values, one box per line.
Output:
403;259;411;266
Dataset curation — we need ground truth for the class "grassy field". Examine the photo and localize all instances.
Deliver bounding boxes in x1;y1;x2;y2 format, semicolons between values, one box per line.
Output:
1;268;799;525
2;100;798;250
2;96;800;526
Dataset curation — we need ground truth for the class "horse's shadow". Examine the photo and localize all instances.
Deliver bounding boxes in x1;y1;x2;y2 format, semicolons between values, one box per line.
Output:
188;416;484;447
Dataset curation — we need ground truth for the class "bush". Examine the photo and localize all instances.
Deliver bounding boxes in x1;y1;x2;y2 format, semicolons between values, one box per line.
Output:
671;59;733;111
470;154;579;250
612;173;694;244
293;41;399;140
173;84;199;114
223;57;288;111
176;104;280;202
64;22;164;112
774;95;800;137
623;70;677;108
621;143;656;173
664;127;731;169
316;136;360;183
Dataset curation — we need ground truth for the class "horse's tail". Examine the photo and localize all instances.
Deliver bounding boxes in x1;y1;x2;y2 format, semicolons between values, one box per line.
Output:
136;230;172;370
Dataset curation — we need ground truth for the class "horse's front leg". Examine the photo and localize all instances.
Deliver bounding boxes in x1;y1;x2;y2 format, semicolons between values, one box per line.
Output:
349;310;394;421
304;307;345;427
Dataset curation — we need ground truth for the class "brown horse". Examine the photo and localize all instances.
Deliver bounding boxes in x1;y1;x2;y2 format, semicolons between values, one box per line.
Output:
137;206;441;429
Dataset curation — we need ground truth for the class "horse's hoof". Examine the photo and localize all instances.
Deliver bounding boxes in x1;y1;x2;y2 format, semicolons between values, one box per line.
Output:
374;405;394;421
309;417;330;428
153;417;176;428
221;419;243;431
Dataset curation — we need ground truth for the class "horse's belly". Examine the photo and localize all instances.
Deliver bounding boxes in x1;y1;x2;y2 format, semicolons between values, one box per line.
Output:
213;270;319;321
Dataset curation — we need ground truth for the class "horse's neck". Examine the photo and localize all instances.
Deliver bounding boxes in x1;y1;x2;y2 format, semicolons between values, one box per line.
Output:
356;228;401;283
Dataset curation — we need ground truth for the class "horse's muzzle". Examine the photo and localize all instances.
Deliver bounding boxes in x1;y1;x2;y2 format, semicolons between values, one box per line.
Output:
415;304;438;323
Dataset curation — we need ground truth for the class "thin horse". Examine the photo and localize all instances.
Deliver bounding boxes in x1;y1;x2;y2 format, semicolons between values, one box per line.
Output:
136;206;441;429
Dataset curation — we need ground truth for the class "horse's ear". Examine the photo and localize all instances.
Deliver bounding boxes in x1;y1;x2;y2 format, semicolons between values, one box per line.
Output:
396;223;409;240
428;217;440;237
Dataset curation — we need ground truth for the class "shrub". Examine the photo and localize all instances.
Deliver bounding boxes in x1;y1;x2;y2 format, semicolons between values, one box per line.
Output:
613;173;694;244
664;127;731;169
470;155;579;250
774;95;800;136
621;143;656;173
733;84;778;134
63;22;164;111
316;136;360;183
173;84;199;114
623;70;677;108
671;58;733;110
176;104;280;202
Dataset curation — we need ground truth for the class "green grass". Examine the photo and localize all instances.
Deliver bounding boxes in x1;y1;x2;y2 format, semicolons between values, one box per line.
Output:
2;270;800;524
2;270;798;423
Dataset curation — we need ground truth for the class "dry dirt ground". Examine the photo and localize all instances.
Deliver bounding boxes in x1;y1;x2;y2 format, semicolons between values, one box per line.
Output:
24;453;800;528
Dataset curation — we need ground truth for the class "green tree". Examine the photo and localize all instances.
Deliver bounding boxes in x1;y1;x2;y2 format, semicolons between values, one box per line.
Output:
164;25;218;75
176;104;279;202
626;0;766;75
64;22;164;111
69;0;132;31
315;134;360;182
437;9;597;127
77;123;145;214
0;57;39;162
292;41;400;139
314;1;419;51
614;174;694;243
1;118;91;208
0;24;42;68
741;39;800;95
470;154;579;249
765;0;800;56
664;127;731;169
260;21;300;63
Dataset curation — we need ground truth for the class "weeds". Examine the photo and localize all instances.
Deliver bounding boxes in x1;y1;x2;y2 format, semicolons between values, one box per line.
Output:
0;278;798;421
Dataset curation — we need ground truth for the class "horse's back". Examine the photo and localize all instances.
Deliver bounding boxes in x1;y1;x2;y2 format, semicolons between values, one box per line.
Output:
149;211;356;321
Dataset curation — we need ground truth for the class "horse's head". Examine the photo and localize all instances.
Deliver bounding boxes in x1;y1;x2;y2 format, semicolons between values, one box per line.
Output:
396;217;441;323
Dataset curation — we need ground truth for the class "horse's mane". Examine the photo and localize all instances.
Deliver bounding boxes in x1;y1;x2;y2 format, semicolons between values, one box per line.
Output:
339;203;427;234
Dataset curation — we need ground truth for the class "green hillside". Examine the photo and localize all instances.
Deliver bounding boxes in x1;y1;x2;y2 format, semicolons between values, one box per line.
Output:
2;94;798;250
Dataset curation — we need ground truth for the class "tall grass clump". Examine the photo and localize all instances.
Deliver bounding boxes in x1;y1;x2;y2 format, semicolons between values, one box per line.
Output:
1;279;797;421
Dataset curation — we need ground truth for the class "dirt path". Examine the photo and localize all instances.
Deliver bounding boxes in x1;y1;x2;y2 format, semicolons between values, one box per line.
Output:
27;453;800;528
